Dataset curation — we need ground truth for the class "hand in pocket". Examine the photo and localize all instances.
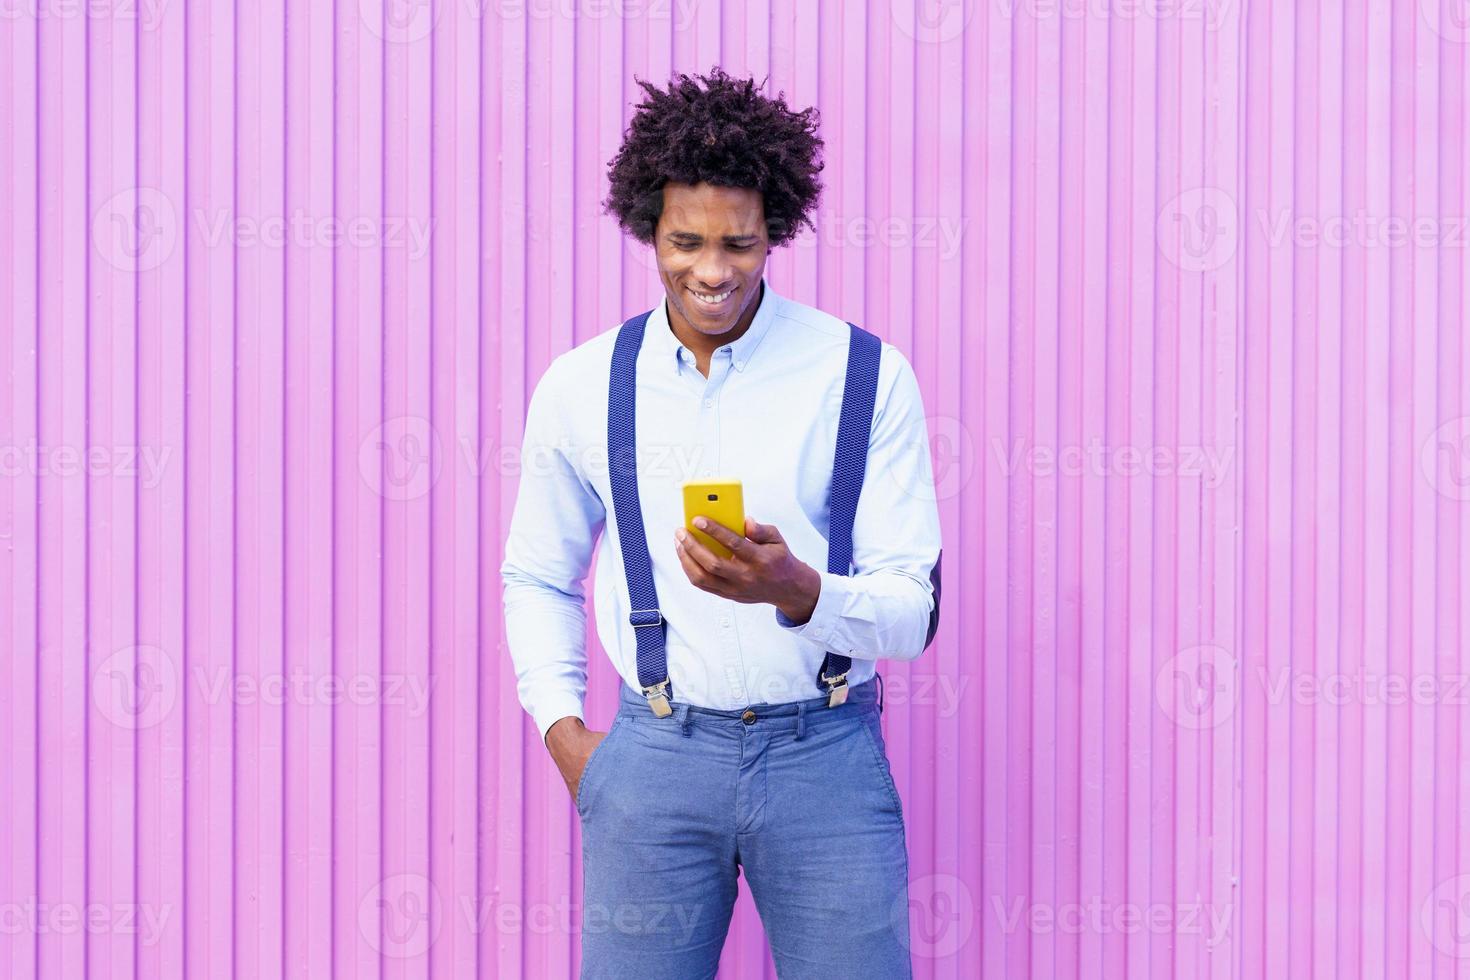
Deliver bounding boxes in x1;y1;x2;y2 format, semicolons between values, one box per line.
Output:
546;717;611;803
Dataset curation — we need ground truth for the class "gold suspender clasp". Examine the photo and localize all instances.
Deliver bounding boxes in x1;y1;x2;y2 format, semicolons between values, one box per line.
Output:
820;671;849;708
642;679;673;717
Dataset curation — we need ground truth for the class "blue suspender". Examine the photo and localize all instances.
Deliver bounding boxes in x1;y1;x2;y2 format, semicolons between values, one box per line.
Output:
606;311;901;714
814;324;882;706
606;310;675;716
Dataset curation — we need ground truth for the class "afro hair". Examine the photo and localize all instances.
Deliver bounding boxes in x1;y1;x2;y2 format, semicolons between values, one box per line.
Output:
603;67;824;248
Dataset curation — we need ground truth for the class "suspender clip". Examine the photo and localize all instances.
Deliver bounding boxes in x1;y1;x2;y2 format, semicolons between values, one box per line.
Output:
642;679;673;717
629;608;664;628
820;671;849;708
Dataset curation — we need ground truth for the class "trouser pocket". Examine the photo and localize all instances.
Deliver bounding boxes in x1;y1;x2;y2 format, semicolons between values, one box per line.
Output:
575;713;625;816
856;709;905;819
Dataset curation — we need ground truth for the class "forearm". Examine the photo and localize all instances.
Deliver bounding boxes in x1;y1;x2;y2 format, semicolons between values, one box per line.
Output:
774;566;936;662
503;577;592;744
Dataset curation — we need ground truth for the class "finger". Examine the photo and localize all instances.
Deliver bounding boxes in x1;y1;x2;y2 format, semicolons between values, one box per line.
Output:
744;517;781;545
674;535;709;582
692;516;747;555
676;529;729;579
675;536;732;595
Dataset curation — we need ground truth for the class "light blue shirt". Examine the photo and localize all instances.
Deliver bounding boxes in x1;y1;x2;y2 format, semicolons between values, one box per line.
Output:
500;280;943;741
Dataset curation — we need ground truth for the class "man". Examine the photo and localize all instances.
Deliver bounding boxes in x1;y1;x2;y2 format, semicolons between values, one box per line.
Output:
501;68;942;979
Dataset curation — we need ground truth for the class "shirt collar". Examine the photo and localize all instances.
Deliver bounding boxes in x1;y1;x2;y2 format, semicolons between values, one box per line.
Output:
644;279;781;375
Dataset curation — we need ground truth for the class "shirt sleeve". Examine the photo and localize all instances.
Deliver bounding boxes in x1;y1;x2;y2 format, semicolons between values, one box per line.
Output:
500;356;608;744
774;344;942;662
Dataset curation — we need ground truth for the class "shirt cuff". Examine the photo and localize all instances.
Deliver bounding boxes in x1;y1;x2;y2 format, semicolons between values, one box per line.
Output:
533;691;587;746
774;570;848;647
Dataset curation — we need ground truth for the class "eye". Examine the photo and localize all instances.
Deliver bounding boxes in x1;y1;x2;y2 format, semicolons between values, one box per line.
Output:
672;242;699;252
728;243;754;252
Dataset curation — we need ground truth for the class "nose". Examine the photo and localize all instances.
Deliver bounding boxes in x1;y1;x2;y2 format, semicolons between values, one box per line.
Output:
689;250;733;291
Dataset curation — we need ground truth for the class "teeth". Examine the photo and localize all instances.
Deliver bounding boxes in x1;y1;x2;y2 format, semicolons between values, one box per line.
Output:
692;288;733;305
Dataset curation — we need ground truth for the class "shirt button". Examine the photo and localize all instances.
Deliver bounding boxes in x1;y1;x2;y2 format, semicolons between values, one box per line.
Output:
719;615;731;627
703;398;713;408
741;709;756;725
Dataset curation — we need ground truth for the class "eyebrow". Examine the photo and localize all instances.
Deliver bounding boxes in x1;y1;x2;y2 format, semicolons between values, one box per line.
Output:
665;231;761;242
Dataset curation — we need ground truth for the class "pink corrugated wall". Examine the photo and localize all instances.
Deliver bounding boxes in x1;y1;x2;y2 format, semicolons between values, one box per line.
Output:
2;1;1468;977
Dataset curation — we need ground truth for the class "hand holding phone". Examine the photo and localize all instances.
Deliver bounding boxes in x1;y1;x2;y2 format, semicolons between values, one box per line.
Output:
681;479;746;559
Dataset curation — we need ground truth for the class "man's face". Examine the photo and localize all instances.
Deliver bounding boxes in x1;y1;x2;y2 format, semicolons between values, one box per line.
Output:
654;181;769;336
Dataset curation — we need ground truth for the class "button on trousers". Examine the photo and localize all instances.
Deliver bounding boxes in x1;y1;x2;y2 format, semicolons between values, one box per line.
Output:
574;675;913;979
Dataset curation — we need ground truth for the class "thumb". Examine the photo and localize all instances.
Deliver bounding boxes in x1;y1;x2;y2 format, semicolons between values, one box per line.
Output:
745;516;781;544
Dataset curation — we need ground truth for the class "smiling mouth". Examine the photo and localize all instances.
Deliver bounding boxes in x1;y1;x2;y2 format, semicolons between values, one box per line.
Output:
689;286;735;308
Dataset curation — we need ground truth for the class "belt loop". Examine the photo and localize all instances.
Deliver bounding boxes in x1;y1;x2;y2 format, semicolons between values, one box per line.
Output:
675;702;692;737
877;671;885;715
794;700;807;741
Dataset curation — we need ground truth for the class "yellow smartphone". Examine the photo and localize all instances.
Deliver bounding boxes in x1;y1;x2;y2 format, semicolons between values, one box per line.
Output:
681;479;746;559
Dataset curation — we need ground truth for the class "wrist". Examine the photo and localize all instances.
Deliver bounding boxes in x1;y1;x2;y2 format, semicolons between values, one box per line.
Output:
776;564;822;625
545;715;585;751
